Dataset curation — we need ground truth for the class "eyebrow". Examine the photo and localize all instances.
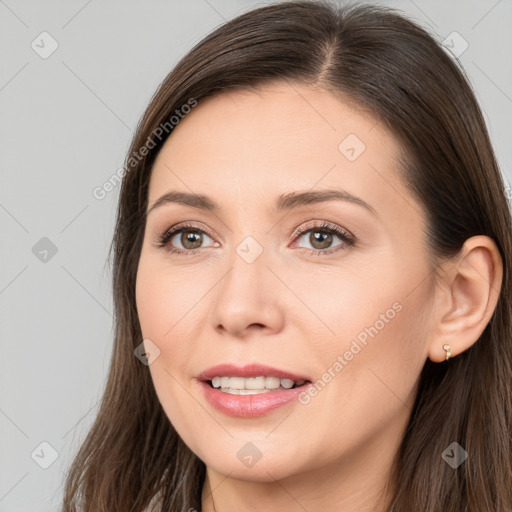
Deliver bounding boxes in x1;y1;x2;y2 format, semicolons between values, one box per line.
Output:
145;189;378;216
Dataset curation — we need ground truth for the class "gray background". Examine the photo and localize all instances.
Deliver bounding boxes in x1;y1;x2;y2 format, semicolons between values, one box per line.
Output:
1;0;511;510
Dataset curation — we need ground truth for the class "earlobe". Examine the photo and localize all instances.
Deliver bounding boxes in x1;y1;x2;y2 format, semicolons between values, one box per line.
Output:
427;235;503;363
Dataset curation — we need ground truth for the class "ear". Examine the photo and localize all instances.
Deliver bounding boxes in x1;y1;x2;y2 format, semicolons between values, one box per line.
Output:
427;235;503;363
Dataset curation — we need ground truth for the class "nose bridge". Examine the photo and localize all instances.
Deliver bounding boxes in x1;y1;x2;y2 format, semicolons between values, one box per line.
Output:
210;231;284;335
220;233;270;306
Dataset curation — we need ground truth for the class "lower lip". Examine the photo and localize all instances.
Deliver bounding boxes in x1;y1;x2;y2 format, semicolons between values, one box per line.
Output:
199;381;311;417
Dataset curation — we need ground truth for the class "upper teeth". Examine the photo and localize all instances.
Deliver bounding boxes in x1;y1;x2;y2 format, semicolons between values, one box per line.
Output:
211;376;305;390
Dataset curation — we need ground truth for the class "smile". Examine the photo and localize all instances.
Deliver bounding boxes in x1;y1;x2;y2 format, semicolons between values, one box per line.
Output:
209;375;306;394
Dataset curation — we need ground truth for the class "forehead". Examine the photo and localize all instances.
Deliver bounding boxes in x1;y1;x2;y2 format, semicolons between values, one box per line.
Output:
148;82;414;219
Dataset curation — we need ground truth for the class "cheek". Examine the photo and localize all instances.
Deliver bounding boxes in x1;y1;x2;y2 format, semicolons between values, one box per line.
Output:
310;249;431;360
135;257;206;342
135;259;208;437
292;260;429;417
135;258;209;409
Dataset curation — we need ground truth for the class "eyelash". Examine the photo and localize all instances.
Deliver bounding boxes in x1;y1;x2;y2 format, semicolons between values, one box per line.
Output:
155;221;356;257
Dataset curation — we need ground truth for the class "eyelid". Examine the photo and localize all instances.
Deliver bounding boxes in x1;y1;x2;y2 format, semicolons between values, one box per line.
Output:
155;221;215;244
155;219;356;256
289;219;353;240
289;220;356;254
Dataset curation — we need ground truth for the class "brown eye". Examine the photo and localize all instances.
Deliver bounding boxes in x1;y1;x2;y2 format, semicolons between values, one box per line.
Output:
308;230;333;250
178;230;204;250
157;221;355;257
293;222;355;255
157;224;216;255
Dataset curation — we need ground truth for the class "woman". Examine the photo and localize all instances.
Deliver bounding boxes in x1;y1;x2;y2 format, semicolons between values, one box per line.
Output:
62;1;512;511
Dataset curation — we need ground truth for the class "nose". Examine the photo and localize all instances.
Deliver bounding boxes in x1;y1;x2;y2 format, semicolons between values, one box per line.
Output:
210;244;285;338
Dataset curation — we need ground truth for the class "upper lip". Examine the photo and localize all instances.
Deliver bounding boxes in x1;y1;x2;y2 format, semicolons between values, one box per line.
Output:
197;363;311;382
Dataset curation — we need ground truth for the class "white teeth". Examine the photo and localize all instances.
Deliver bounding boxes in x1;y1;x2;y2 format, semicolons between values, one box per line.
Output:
245;376;267;389
265;376;281;389
210;376;306;391
220;388;273;395
281;378;294;389
229;377;245;389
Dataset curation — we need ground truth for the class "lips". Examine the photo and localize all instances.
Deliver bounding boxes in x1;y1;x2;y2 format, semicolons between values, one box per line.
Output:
197;363;311;383
196;363;313;417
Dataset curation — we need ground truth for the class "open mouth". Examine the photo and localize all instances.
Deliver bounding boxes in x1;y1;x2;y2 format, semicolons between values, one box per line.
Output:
206;376;311;395
199;371;313;416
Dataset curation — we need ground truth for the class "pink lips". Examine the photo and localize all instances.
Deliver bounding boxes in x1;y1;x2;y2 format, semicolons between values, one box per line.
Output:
196;363;312;418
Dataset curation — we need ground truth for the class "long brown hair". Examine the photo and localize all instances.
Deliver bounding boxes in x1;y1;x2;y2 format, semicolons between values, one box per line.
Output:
62;2;512;510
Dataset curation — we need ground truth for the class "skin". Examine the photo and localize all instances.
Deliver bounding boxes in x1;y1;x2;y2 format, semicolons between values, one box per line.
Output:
135;81;502;512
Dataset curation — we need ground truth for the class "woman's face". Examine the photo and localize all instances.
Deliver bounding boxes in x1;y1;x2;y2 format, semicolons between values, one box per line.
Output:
135;82;436;487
